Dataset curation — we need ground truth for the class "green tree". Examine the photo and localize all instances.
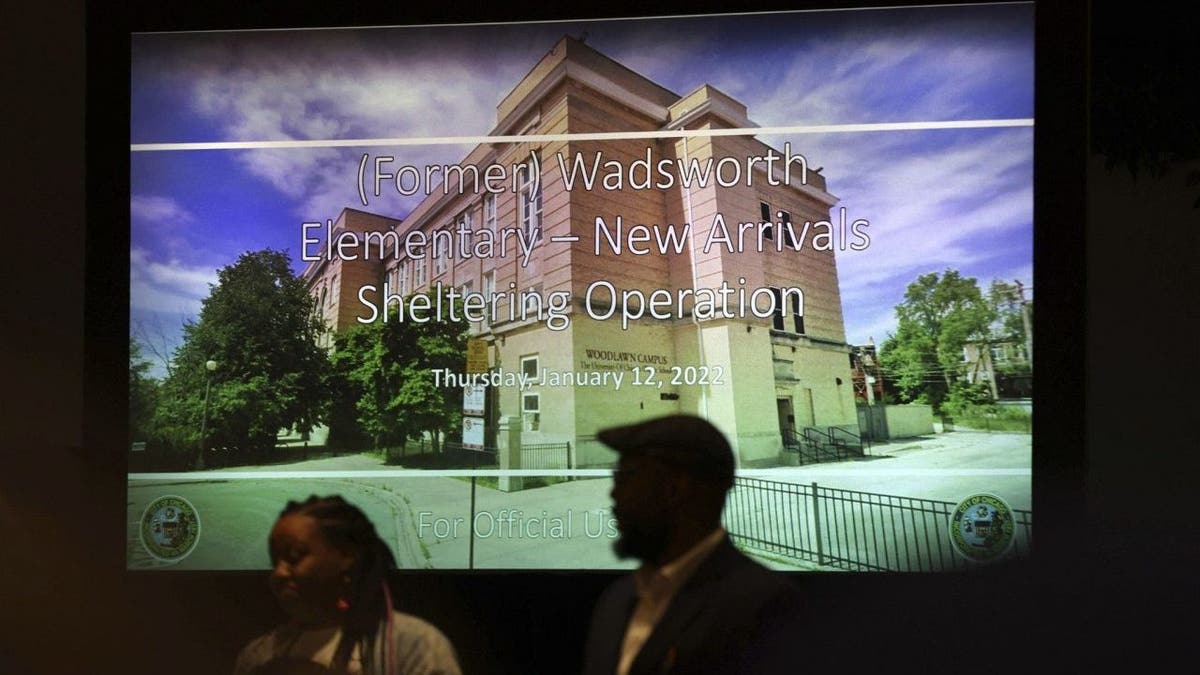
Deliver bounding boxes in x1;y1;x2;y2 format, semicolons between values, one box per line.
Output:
880;270;995;410
153;250;327;467
942;380;995;417
329;291;468;453
129;338;158;446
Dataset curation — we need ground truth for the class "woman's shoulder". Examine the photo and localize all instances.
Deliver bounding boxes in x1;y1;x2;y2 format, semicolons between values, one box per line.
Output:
383;611;462;675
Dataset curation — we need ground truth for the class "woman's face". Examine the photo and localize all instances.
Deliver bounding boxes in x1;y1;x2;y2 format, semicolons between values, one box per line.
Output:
268;514;356;625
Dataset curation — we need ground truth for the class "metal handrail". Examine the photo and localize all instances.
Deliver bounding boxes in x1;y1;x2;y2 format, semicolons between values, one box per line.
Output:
828;425;866;456
782;428;823;465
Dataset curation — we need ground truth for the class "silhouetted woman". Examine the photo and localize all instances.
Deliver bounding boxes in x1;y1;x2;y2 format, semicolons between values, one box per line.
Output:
234;495;461;675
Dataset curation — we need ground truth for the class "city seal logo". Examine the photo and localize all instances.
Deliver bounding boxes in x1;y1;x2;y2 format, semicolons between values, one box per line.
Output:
139;495;201;563
949;493;1015;563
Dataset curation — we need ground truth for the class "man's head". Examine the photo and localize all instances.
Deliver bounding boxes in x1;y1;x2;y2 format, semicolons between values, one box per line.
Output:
599;415;735;563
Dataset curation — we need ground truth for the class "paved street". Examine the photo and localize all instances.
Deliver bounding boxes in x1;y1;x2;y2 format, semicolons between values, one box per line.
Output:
754;430;1031;510
128;430;1029;571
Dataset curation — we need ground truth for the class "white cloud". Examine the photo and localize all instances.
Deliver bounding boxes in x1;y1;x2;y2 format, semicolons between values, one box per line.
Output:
131;195;195;226
795;127;1034;343
181;41;528;222
129;248;217;315
130;194;201;258
726;25;1029;128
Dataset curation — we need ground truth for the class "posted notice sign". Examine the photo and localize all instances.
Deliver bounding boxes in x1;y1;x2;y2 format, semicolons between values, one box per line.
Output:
463;384;486;416
462;416;484;450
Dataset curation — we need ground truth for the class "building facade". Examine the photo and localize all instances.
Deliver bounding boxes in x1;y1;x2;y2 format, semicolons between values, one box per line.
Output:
304;37;859;468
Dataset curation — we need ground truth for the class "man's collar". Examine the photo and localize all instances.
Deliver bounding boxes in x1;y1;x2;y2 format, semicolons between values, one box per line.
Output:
633;528;726;597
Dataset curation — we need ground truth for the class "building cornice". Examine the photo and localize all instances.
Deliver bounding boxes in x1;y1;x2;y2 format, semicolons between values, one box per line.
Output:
493;60;671;137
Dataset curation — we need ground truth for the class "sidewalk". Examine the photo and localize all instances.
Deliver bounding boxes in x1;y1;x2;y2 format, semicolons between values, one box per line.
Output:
131;431;1028;570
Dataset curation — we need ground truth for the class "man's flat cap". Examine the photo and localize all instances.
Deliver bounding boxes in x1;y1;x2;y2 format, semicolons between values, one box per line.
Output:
598;414;734;484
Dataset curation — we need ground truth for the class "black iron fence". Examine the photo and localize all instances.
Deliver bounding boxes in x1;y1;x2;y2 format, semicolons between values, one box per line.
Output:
389;441;497;469
724;477;1032;571
520;442;572;470
387;440;571;471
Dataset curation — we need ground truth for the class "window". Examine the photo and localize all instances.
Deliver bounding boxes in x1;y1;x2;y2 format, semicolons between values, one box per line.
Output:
779;210;795;248
771;287;804;334
520;356;541;430
519;152;543;240
481;270;495;327
414;257;427;287
522;393;540;431
771;288;785;331
790;291;804;334
760;202;773;240
397;260;410;297
521;354;540;381
524;282;543;318
459;281;475;332
484;193;497;233
434;229;450;275
458;210;472;259
990;344;1009;365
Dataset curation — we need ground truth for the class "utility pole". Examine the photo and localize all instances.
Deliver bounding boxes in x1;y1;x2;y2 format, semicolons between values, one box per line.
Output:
864;337;878;405
984;342;1000;400
1015;280;1033;367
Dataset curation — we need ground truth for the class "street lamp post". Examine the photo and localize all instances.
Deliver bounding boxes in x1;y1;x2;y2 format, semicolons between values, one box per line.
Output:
196;359;217;471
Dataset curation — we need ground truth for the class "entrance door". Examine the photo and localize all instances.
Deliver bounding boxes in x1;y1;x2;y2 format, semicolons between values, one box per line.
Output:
777;398;795;443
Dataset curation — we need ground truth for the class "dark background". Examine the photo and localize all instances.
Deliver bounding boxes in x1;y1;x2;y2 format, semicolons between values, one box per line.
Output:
2;1;1195;672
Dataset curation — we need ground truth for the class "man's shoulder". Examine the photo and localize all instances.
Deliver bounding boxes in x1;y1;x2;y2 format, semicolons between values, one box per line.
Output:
700;539;798;590
592;572;637;611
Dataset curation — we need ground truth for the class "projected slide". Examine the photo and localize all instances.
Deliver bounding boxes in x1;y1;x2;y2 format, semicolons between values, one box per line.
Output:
128;4;1033;571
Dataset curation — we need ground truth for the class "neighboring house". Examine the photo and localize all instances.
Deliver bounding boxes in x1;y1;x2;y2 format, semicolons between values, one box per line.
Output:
850;341;886;405
963;339;1032;399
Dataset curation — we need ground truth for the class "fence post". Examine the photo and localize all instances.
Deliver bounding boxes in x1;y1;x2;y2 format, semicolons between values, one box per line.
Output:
811;482;824;566
498;415;523;492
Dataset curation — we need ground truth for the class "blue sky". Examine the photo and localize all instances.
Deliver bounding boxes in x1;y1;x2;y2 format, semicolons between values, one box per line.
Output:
130;4;1033;376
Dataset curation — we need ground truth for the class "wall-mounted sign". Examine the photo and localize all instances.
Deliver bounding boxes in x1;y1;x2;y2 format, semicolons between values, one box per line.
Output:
466;338;489;374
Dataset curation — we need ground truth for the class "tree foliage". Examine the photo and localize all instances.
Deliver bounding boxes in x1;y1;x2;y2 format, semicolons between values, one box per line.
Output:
329;291;468;452
880;270;995;409
129;338;158;446
152;250;327;466
941;380;995;417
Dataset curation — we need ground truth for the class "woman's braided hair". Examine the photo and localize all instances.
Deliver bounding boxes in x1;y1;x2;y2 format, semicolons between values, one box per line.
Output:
280;495;396;672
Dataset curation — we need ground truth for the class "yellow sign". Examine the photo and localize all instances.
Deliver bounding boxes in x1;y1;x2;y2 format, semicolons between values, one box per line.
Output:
465;338;489;374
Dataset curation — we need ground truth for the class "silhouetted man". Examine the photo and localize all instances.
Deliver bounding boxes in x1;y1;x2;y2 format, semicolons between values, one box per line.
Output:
582;415;800;675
